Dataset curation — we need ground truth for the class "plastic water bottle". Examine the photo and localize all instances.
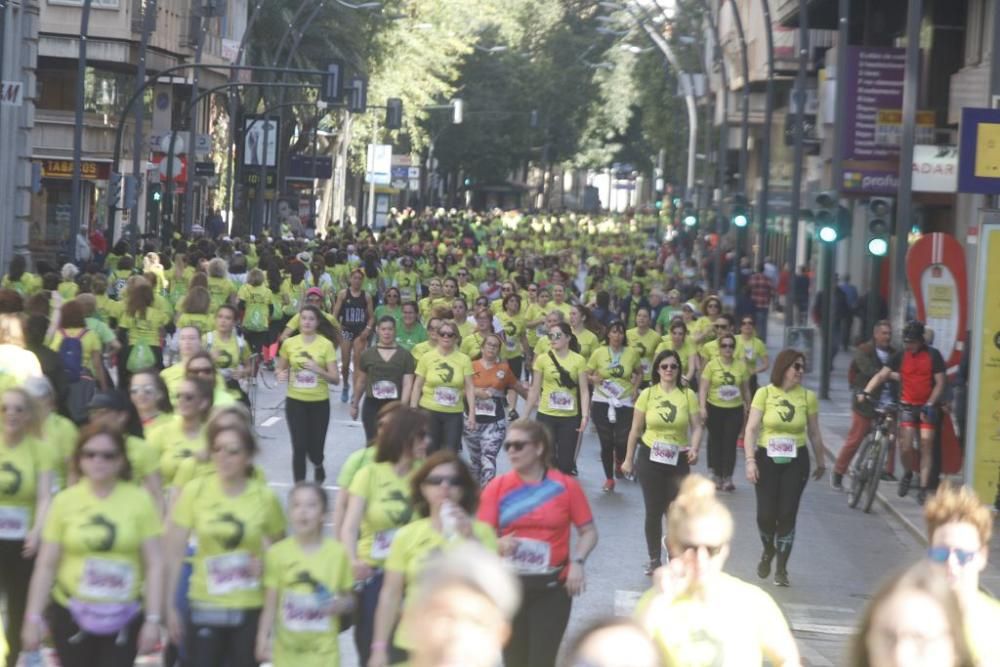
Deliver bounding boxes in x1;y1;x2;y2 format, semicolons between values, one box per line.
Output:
24;651;44;667
441;500;458;540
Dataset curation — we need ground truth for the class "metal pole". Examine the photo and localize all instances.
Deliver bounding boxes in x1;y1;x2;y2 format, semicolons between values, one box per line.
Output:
310;102;322;232
703;2;730;292
758;0;776;264
821;0;850;399
727;0;750;296
367;113;378;228
785;0;809;324
259;116;271;235
183;6;205;235
70;0;94;261
130;0;157;249
890;0;923;336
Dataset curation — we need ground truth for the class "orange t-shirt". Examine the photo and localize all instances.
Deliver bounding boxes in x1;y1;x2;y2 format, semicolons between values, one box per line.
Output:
470;359;517;422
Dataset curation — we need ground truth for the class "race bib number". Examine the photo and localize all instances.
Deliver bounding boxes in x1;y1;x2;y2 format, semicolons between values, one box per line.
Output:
650;441;680;466
433;387;459;407
640;359;652;376
600;379;624;400
79;559;135;602
0;505;29;541
744;346;754;361
281;592;331;633
371;381;398;400
475;399;497;417
371;529;398;560
293;370;318;389
507;538;552;574
717;385;740;402
505;336;517;351
767;437;798;459
547;391;575;412
205;552;259;596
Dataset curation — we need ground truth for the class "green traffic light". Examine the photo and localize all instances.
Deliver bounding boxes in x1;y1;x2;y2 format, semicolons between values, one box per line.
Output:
868;237;888;256
733;213;748;228
683;214;697;227
152;192;162;202
655;200;664;210
818;225;838;243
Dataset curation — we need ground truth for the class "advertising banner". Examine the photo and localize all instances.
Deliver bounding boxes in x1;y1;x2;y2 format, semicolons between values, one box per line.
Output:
965;222;1000;503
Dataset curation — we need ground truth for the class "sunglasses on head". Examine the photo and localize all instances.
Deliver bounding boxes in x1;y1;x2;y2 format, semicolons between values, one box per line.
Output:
503;439;532;452
81;449;120;462
928;546;978;566
548;332;564;340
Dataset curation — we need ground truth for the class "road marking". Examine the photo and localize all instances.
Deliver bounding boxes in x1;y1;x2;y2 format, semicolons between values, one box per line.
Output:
791;622;855;636
614;589;643;616
261;416;282;427
783;603;855;614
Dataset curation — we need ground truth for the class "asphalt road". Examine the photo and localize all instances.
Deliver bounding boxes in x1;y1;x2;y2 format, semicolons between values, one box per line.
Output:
244;366;924;667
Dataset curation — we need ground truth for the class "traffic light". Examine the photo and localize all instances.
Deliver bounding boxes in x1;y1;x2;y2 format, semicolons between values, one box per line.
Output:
866;197;892;257
322;61;344;104
385;98;403;130
682;201;697;227
730;194;749;228
814;190;842;243
109;172;122;209
123;175;139;211
348;76;368;114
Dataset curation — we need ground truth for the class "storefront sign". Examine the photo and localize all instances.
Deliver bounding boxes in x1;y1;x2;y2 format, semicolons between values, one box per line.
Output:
965;221;1000;503
843;47;906;161
39;160;109;180
912;145;959;193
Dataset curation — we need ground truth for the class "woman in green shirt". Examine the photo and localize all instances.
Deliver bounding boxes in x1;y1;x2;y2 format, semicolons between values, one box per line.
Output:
374;287;403;328
622;350;703;575
698;333;751;492
395;302;426;352
743;349;827;587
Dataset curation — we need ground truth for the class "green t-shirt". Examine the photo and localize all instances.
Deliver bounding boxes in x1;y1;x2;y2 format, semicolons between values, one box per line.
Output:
415;349;473;415
533;350;586;417
750;385;818;452
358;347;415;401
279;335;338;402
627;327;662;381
702;357;749;408
396;322;427;351
588;345;641;406
0;434;55;531
347;461;418;567
635;384;698;449
237;283;273;333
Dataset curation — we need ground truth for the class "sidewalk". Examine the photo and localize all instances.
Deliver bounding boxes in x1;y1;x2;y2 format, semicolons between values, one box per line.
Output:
760;313;1000;595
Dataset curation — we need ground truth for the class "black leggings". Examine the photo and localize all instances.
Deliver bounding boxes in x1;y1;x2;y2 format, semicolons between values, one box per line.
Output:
508;356;524;381
537;413;581;474
754;447;810;572
47;602;143;667
184;607;261;667
285;396;331;482
361;396;395;444
0;540;33;667
706;403;744;478
592;402;632;480
636;444;690;562
504;574;572;667
425;409;464;453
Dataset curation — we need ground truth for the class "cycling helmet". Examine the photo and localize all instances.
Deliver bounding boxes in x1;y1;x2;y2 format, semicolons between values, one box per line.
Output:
902;320;925;342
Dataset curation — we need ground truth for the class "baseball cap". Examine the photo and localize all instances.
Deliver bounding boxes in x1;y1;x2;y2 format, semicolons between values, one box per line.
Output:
88;392;130;412
306;287;323;298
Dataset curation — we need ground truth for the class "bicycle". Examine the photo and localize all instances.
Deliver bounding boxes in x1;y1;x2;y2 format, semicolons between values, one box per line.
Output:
847;402;898;513
242;353;279;424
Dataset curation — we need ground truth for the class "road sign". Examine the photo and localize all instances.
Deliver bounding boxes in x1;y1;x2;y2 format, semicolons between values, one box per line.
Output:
1;80;23;106
194;161;216;177
243;116;279;168
958;107;1000;194
366;144;392;185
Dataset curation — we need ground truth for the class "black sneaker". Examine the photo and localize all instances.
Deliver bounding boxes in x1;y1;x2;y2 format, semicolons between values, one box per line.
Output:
315;466;326;484
898;472;913;497
831;472;844;491
881;472;897;482
508;409;519;421
917;488;928;505
644;559;660;577
775;570;790;587
757;553;773;579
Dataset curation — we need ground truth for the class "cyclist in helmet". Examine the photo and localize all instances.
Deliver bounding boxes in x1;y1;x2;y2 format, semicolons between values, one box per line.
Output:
861;320;945;505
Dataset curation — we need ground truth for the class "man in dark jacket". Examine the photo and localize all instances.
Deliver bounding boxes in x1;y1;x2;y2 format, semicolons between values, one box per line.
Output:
832;320;895;489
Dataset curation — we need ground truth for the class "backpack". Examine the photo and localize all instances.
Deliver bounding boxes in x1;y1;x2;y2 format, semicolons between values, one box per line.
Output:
58;329;88;383
126;342;156;372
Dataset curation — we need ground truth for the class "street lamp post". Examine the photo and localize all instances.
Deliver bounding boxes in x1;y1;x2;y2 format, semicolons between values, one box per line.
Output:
129;0;157;249
69;0;94;262
757;0;776;265
725;0;750;295
785;0;809;323
182;2;208;235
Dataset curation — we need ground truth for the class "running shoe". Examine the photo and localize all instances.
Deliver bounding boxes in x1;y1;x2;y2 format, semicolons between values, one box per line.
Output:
831;472;844;491
644;559;660;576
602;479;615;493
341;386;350;403
614;463;624;479
917;488;928;506
757;552;773;579
881;472;897;482
724;478;736;492
775;570;790;587
713;475;723;491
898;472;913;497
315;466;326;484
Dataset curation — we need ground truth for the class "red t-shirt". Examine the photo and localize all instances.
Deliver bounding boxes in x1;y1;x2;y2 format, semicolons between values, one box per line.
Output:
889;346;945;405
477;468;593;578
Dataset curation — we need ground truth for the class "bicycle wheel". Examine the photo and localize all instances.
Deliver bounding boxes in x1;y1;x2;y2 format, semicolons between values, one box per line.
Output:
847;436;873;509
258;362;278;390
862;436;888;513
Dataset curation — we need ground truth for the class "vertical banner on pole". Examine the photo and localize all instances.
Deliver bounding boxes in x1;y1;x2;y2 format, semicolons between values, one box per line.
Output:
966;220;1000;503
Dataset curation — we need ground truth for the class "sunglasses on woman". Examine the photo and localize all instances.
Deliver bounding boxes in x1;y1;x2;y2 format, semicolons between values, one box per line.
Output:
503;439;532;452
927;546;978;566
423;474;461;487
659;363;679;371
81;449;120;461
792;362;805;371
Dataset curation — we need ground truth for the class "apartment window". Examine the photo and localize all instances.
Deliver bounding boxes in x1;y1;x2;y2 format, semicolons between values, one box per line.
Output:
48;0;120;7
